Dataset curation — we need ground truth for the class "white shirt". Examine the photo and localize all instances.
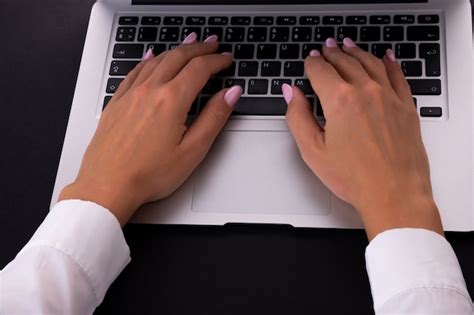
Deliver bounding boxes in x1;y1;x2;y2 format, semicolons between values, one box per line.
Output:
1;200;473;315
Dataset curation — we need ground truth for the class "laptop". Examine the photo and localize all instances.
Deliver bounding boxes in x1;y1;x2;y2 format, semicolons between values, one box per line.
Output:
51;0;474;231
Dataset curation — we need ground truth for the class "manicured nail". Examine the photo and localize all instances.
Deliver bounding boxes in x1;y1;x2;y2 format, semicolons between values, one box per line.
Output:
204;35;218;43
182;32;197;44
282;84;293;104
143;48;154;61
224;85;243;108
325;37;338;48
221;52;233;56
343;37;357;48
309;49;321;57
386;49;396;62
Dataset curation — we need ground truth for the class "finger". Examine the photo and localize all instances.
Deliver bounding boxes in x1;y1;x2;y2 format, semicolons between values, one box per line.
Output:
180;86;242;161
113;50;153;99
322;38;372;84
168;53;233;113
383;49;414;105
147;35;219;84
283;84;325;161
341;37;392;87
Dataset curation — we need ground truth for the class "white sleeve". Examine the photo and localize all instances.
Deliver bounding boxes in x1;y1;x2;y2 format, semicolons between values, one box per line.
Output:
0;200;131;315
365;228;474;314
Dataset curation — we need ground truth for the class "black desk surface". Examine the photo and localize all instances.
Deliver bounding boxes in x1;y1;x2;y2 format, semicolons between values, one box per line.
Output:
1;1;473;314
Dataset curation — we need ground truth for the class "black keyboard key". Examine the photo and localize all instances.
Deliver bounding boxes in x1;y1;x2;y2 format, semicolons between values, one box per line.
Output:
234;44;255;59
159;27;180;41
370;15;391;24
302;43;323;58
217;44;233;54
233;97;287;115
419;43;441;77
395;43;416;59
106;78;123;93
168;43;179;50
402;61;422;77
316;99;324;117
225;27;245;42
360;26;380;41
314;27;335;41
300;16;320;25
119;16;138;25
337;27;358;42
209;17;228;25
323;16;343;25
254;16;274;25
199;96;211;109
138;27;158;42
186;16;206;25
113;44;144;59
147;43;167;56
248;79;269;95
420;107;442;117
270;27;290;42
383;26;404;41
231;16;251;25
271;79;292;95
182;27;202;41
294;79;313;95
407;79;441;95
202;78;223;94
204;27;224;41
103;96;112;110
224;79;246;93
116;27;136;41
238;61;259;76
418;15;439;24
284;61;304;76
257;44;278;59
371;43;392;58
413;97;417;108
292;27;312;42
279;44;299;59
346;16;367;25
109;60;140;76
407;26;439;41
261;61;282;76
216;61;236;76
189;100;198;115
248;27;267;42
394;15;415;24
276;16;297;25
141;16;161;25
163;16;183;25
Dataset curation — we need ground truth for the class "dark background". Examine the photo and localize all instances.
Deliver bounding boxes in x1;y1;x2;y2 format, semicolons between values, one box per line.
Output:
0;1;473;314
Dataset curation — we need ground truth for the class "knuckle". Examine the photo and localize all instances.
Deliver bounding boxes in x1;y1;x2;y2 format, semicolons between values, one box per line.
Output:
189;56;209;70
170;47;188;61
364;81;383;96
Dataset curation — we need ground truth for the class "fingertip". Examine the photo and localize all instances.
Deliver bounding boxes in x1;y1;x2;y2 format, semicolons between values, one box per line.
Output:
224;85;243;108
282;84;294;104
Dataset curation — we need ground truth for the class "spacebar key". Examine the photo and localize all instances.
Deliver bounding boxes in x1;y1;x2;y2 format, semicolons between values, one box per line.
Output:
233;97;287;115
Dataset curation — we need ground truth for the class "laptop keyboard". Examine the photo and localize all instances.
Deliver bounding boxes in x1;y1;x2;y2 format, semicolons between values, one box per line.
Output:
104;12;444;119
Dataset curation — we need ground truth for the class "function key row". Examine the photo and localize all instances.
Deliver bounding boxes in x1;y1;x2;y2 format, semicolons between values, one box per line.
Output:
118;14;440;26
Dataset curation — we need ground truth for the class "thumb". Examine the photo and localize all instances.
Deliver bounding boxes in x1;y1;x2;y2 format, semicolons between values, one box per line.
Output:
181;85;242;159
284;84;325;160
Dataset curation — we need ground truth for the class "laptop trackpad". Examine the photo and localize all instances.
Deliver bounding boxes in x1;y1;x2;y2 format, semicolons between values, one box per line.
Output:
192;131;330;215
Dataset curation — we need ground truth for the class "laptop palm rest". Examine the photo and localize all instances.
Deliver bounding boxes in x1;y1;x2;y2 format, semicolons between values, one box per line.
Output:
191;130;330;216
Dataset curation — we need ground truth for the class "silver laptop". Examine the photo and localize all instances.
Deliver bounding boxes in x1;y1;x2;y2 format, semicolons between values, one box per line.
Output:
51;0;474;231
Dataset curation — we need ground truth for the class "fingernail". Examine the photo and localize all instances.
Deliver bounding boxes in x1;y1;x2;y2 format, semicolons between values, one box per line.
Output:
204;35;218;43
224;85;243;108
325;37;338;48
182;32;197;44
221;52;233;56
343;37;357;48
282;84;293;104
309;49;321;57
386;49;396;62
143;48;154;61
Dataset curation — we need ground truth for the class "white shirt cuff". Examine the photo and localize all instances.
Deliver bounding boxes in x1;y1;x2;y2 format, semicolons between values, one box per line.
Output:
365;228;471;310
17;200;131;304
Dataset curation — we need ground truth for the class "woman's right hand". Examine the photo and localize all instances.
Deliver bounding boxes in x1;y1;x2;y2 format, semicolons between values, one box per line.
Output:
284;37;443;240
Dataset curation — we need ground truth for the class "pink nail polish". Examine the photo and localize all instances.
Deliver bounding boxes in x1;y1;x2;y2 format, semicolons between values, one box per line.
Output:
204;35;218;43
143;48;154;61
343;37;357;48
282;84;293;104
182;32;197;44
224;85;243;108
309;49;321;57
325;37;338;48
221;52;233;56
386;49;396;62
